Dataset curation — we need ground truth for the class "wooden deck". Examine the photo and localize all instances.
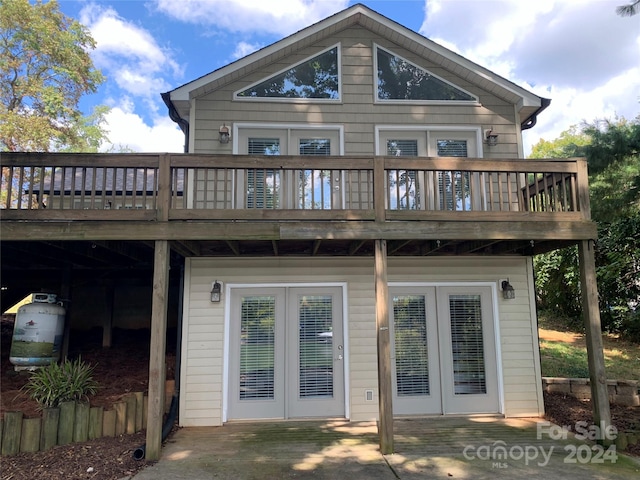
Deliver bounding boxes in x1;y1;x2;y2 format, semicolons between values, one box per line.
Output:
1;152;595;251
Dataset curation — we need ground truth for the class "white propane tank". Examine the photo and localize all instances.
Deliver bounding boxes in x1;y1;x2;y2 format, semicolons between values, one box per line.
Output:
9;293;66;370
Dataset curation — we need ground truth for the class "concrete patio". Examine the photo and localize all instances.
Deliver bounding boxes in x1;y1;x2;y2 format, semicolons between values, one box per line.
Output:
130;417;640;479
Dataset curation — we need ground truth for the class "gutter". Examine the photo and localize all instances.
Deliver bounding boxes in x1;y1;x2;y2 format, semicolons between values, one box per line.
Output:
521;97;551;131
161;92;190;153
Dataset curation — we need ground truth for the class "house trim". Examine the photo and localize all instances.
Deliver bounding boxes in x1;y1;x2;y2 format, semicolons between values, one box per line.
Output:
163;4;547;129
221;281;350;423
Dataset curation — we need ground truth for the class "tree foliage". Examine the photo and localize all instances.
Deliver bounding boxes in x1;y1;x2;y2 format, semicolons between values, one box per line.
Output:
0;0;109;152
532;116;640;340
616;0;640;17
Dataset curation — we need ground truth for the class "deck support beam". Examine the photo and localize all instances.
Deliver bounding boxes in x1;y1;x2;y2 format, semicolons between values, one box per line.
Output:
145;240;170;460
375;239;393;454
578;239;612;438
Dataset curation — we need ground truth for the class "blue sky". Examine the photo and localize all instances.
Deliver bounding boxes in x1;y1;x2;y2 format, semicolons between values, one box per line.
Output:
57;0;640;154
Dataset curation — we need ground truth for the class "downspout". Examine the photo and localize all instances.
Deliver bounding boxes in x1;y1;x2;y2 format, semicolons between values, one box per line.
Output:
133;261;185;460
161;92;190;153
521;97;551;131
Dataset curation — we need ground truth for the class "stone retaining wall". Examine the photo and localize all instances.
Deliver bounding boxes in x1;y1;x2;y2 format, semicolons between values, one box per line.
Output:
542;377;640;406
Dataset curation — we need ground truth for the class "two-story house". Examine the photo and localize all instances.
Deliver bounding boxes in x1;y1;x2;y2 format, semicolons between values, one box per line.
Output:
1;3;610;459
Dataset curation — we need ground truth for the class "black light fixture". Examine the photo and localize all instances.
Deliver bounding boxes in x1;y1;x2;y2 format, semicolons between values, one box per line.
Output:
484;128;498;147
219;124;230;144
210;281;222;302
501;279;515;300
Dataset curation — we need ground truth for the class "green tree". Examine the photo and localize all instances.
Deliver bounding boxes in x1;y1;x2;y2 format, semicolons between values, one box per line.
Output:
0;0;109;152
532;116;640;340
616;0;640;16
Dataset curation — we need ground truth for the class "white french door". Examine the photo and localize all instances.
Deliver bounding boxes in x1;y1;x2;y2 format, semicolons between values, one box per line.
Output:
378;128;482;211
390;285;499;415
227;286;345;420
236;128;342;209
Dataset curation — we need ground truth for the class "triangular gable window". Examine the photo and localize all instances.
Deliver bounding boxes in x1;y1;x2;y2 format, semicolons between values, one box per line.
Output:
235;45;340;100
376;45;477;102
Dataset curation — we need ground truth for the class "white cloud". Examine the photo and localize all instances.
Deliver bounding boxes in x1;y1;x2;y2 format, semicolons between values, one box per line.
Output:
232;41;263;60
80;3;183;98
421;0;640;155
101;101;184;153
154;0;349;36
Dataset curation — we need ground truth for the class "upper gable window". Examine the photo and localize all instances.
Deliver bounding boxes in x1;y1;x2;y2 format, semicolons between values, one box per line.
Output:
235;46;340;101
375;45;477;103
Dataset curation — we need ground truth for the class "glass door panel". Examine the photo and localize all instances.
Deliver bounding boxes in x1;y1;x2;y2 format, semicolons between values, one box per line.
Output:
228;288;285;419
437;286;499;414
390;287;441;415
287;287;345;418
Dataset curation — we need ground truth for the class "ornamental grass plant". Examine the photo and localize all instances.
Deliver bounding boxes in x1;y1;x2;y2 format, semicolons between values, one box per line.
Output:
23;357;100;409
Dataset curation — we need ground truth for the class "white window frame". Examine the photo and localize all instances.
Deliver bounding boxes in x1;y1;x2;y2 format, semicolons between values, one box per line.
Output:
376;126;485;211
233;44;342;103
222;282;350;423
373;43;479;105
389;281;504;415
232;123;345;209
375;125;483;157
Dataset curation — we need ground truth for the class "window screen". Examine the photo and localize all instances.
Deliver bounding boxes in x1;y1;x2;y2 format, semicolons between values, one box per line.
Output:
239;296;276;400
449;294;486;395
298;295;334;398
393;295;430;396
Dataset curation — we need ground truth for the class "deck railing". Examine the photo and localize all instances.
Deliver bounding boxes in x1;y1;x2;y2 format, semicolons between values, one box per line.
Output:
0;153;591;222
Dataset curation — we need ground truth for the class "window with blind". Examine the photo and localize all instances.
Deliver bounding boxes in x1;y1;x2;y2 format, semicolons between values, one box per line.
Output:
393;295;430;396
449;294;486;395
387;139;420;209
298;295;334;398
239;296;276;400
436;139;471;210
247;138;280;208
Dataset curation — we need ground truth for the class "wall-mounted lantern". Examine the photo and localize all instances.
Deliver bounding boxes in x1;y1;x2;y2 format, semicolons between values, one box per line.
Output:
211;281;222;302
219;124;230;144
501;279;515;300
484;128;498;147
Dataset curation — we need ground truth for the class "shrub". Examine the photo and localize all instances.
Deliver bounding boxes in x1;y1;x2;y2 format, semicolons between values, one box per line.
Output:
23;357;100;409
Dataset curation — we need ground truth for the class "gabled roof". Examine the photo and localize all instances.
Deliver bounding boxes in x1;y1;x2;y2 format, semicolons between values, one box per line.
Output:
163;3;548;131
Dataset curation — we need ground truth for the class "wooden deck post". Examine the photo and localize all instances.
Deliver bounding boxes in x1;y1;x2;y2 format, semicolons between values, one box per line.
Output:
578;239;612;436
145;240;170;460
375;239;393;454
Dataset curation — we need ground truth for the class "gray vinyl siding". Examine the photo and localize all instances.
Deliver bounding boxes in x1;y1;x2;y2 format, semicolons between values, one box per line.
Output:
190;25;519;157
179;256;543;427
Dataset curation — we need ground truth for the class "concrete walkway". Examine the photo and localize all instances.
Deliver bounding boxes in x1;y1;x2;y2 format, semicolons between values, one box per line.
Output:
131;417;640;479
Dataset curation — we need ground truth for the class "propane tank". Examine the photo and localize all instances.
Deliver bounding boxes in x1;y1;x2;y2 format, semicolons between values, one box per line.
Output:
9;293;66;370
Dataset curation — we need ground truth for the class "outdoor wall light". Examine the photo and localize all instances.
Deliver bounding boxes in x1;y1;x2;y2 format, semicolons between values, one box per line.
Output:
484;128;498;147
219;124;230;143
501;280;515;300
211;280;222;302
